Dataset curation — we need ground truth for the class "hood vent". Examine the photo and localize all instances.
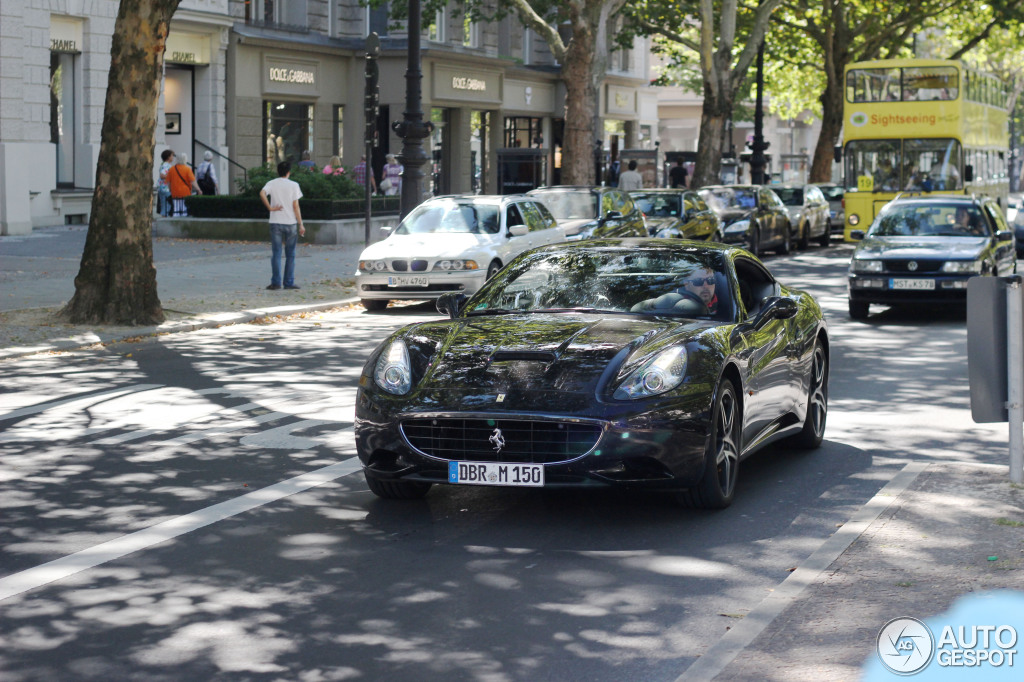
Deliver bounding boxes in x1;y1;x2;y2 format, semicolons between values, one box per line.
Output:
491;350;557;363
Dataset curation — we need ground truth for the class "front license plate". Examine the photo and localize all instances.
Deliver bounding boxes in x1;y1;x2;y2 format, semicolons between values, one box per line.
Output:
388;276;429;287
890;278;935;290
448;461;544;487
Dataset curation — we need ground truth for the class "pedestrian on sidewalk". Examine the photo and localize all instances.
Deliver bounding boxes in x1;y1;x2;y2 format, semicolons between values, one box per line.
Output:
618;159;643;191
157;149;174;216
169;153;200;217
354;155;376;194
196;151;218;195
259;161;306;291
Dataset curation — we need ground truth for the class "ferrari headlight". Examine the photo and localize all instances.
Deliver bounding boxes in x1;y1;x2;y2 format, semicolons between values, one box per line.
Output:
852;259;883;273
613;346;687;400
374;339;412;395
941;259;982;274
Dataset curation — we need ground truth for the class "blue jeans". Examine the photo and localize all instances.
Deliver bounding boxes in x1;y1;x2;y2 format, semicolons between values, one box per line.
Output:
269;223;298;287
157;187;171;217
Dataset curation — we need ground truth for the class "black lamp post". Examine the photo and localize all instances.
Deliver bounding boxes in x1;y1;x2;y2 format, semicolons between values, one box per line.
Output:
392;0;434;218
749;40;768;185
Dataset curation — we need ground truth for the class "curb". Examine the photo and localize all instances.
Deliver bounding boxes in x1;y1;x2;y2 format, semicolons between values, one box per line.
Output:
0;296;364;361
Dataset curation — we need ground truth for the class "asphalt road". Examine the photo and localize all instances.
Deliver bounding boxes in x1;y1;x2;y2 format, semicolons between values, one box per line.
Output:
0;242;1007;681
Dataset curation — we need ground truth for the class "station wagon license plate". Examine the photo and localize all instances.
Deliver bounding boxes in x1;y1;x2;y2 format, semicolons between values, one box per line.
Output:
890;278;934;290
448;461;544;487
388;276;429;287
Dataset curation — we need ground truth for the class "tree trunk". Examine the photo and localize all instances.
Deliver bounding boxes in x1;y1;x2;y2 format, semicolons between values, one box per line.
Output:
692;90;732;187
810;77;844;183
62;0;179;325
561;22;597;186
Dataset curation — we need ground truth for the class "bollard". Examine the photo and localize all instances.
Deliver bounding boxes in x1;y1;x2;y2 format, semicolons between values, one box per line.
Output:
1007;277;1024;484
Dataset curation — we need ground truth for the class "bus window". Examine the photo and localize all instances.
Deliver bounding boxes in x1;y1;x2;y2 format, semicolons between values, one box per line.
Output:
846;68;900;102
902;139;962;191
902;67;958;101
845;140;901;192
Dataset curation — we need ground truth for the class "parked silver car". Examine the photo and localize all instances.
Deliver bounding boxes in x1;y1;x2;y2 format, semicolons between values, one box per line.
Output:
772;183;831;249
813;183;846;236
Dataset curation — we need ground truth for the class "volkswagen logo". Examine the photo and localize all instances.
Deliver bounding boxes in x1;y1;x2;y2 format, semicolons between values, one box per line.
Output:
908;261;919;271
489;427;506;453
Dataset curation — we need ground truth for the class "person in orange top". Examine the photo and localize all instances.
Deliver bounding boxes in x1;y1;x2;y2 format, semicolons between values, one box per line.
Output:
169;152;199;217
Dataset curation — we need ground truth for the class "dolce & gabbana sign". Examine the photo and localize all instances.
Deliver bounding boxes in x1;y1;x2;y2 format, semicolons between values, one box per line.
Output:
452;77;487;92
433;65;501;104
263;56;320;96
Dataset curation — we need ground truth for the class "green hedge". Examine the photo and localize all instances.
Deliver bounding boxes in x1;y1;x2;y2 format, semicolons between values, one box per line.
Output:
238;164;363;200
184;195;401;219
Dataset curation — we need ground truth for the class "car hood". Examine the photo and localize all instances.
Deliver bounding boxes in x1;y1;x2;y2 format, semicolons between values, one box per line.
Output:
395;313;717;413
359;232;494;259
855;236;990;260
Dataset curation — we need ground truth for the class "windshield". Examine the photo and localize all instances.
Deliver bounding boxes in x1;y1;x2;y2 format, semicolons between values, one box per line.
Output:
869;204;990;237
467;247;733;321
772;188;804;206
700;188;756;212
818;185;844;201
632;193;682;218
844;138;963;192
396;199;500;235
530;190;599;221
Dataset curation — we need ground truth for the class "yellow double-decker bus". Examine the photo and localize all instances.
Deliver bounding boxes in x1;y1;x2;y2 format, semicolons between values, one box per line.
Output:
842;58;1010;240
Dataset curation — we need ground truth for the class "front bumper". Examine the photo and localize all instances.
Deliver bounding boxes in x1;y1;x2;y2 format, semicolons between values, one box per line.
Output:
848;273;972;304
357;270;487;300
354;392;712;491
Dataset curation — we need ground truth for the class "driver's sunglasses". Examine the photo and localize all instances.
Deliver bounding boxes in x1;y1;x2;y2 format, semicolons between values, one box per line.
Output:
685;276;715;286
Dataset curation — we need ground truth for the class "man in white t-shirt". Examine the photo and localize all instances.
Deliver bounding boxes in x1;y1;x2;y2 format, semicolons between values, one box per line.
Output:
260;161;306;290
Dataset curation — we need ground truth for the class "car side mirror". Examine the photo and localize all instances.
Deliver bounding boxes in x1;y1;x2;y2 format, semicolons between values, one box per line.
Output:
850;229;866;241
603;210;623;222
436;292;468;319
964;165;974;182
378;225;394;240
997;230;1014;242
508;224;529;237
759;296;798;321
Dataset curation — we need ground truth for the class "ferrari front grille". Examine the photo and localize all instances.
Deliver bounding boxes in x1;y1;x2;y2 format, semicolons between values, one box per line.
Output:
401;417;603;464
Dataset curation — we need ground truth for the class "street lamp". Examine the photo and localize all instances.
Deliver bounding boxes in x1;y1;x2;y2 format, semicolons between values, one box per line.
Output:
748;40;768;185
392;0;434;218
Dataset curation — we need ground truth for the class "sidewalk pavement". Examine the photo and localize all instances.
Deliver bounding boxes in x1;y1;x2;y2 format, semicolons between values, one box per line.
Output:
2;226;1023;681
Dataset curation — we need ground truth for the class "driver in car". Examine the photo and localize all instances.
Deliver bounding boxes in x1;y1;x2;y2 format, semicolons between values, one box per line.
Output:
681;267;719;314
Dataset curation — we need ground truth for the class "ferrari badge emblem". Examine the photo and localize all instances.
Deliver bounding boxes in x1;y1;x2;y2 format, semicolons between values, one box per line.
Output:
489;428;506;453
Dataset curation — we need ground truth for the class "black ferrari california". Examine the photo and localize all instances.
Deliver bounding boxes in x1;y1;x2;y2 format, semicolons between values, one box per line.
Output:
355;239;829;509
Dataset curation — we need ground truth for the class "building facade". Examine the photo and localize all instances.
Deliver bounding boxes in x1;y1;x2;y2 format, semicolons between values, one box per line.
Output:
0;0;652;235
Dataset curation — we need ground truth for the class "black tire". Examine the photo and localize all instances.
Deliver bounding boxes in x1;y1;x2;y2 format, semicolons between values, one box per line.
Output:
790;343;828;449
798;221;810;250
747;227;760;257
848;299;870;320
817;224;831;248
362;298;389;312
679;379;741;510
365;473;432;500
486;260;502;280
777;226;792;255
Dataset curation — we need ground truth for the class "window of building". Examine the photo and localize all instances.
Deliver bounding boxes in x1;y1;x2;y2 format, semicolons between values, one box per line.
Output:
463;14;479;48
50;51;76;188
367;2;389;37
264;101;314;166
426;7;446;42
246;0;308;30
333;105;344;160
505;117;542;148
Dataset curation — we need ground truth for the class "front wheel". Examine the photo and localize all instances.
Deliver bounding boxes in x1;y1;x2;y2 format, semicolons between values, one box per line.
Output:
679;379;741;510
817;224;831;247
486;260;502;280
365;473;432;500
798;222;810;250
790;343;828;449
747;227;760;257
777;227;792;255
848;299;870;320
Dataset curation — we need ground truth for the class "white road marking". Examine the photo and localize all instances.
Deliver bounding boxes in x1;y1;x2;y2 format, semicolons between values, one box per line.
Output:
674;461;930;682
239;419;336;449
0;384;164;423
0;455;363;603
